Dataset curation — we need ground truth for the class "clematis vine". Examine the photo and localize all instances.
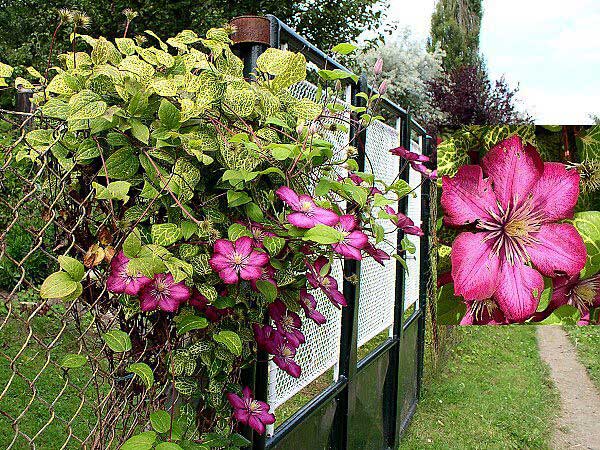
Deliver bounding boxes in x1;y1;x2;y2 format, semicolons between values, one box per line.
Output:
276;186;339;228
306;256;347;307
299;289;327;325
139;273;190;312
106;251;151;295
442;136;587;322
331;215;368;260
535;273;600;325
227;387;275;435
209;237;269;284
385;206;424;236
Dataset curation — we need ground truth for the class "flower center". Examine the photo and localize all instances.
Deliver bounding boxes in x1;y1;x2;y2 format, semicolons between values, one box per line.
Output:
281;346;293;358
478;197;544;265
232;252;244;265
470;298;497;322
569;275;600;312
248;400;262;413
155;281;167;292
282;315;294;330
300;201;313;213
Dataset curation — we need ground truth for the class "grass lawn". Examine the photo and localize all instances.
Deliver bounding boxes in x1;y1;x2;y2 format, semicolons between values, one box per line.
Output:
399;326;560;449
564;325;600;390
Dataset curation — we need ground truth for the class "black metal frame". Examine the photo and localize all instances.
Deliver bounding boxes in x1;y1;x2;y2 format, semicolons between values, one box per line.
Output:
234;15;433;450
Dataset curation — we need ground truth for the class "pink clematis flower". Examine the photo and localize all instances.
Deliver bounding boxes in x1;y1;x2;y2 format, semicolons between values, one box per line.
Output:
268;299;305;347
460;299;507;325
299;289;327;325
209;237;269;284
534;273;600;325
390;146;430;163
106;251;152;296
306;256;347;307
267;331;302;378
363;242;391;266
385;206;424;236
331;215;368;260
227;387;275;435
139;273;190;312
410;161;437;179
276;186;339;229
442;136;587;322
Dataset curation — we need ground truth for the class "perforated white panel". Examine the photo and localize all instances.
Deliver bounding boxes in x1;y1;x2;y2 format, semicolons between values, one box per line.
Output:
404;138;423;309
357;121;400;347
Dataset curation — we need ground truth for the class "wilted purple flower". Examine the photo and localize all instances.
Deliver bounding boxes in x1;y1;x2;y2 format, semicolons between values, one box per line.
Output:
299;289;326;325
106;251;152;296
268;299;305;347
276;186;339;229
306;256;346;307
209;237;269;284
227;387;275;435
385;206;424;236
139;273;190;312
390;146;430;163
331;215;368;260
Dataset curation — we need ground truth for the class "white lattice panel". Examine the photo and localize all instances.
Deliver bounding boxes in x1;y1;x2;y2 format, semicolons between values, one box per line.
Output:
357;121;400;347
404;138;423;309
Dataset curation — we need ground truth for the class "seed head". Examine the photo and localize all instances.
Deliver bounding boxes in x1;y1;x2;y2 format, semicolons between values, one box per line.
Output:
123;9;139;21
72;11;91;29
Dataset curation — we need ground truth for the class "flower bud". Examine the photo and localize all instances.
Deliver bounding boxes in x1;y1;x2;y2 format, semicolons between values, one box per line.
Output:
335;80;342;91
373;58;383;76
378;80;388;95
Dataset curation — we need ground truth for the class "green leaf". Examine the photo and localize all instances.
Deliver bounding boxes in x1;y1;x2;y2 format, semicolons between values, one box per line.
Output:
105;147;139;179
318;69;358;83
127;362;155;388
130;119;150;144
150;410;171;433
156;443;184;450
93;181;131;202
115;37;136;55
121;431;157;450
152;223;183;246
123;229;143;258
537;279;553;312
230;433;252;447
60;354;87;369
58;255;85;282
176;315;209;335
227;190;251;207
263;236;285;256
158;99;181;130
227;223;252;241
331;43;357;55
537;305;581;325
576;125;600;161
572;211;600;278
41;98;69;120
245;202;264;222
302;224;344;245
68;89;107;120
256;280;277;302
213;330;242;356
102;330;132;352
40;272;79;299
436;283;467;325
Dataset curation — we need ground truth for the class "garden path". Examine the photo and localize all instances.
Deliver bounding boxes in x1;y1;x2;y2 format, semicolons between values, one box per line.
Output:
537;326;600;450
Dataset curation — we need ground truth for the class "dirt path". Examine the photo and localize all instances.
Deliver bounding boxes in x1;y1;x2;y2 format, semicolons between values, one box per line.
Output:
536;326;600;450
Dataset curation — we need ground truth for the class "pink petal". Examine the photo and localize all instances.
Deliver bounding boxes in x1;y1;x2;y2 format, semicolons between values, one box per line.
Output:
287;212;317;228
106;274;127;294
313;207;339;226
346;230;368;249
332;242;362;260
260;411;276;426
233;409;250;424
248;415;265;435
235;236;254;257
276;186;300;209
227;392;245;409
451;232;501;301
441;165;497;227
481;136;543;209
242;386;253;399
214;239;234;256
209;254;232;271
531;162;580;221
337;215;357;232
528;223;587;277
240;265;263;281
159;296;181;312
249;250;269;267
494;259;543;322
139;290;159;312
268;300;286;321
404;225;424;236
219;267;239;284
123;276;152;296
169;282;191;301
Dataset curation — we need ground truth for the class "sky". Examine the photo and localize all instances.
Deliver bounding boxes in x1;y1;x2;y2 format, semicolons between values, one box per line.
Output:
383;0;600;124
